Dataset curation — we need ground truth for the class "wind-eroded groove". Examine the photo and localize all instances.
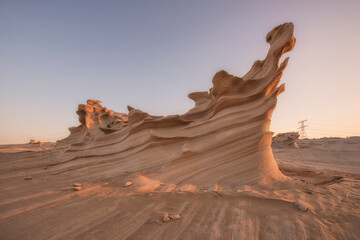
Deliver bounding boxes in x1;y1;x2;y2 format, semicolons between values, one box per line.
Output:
0;184;116;222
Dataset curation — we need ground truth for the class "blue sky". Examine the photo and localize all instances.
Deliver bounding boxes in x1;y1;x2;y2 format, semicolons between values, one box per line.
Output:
1;0;360;144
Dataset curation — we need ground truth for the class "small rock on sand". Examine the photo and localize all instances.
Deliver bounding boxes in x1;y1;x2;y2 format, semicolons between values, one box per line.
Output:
73;186;82;191
162;213;170;222
124;181;133;187
295;201;308;211
24;177;32;180
169;214;180;220
73;183;82;187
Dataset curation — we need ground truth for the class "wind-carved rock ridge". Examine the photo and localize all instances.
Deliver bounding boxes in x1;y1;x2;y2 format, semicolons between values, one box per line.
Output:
56;22;296;191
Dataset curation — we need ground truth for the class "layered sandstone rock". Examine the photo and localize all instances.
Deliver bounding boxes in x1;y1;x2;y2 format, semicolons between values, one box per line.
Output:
57;22;296;189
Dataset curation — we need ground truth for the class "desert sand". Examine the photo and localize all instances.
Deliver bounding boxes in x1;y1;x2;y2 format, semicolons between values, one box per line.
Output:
0;23;359;239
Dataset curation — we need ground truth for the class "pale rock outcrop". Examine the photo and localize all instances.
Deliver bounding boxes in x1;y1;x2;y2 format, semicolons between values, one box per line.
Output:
56;22;296;189
272;132;300;148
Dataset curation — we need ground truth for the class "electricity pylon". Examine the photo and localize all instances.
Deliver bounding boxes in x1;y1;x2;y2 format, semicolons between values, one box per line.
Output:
298;120;308;139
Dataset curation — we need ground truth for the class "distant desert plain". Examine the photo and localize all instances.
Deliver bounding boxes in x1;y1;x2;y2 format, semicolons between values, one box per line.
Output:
0;23;359;240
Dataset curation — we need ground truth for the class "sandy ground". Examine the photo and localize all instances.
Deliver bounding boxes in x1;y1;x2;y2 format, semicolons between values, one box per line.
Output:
0;142;55;153
0;137;359;240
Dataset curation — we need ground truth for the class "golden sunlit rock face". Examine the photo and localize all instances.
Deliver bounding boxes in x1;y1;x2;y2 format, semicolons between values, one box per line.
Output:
56;22;296;190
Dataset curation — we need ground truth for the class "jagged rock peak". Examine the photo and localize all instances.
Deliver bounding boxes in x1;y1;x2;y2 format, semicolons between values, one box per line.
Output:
76;99;128;130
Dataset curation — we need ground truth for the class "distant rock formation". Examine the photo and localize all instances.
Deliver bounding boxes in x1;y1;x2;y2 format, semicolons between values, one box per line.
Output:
272;132;300;148
57;22;296;189
29;139;45;146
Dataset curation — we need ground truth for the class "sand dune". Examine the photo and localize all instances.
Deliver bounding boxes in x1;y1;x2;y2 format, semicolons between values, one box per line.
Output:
0;23;359;239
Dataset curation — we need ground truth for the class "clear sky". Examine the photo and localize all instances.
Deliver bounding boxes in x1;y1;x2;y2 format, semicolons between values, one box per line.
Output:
1;0;360;144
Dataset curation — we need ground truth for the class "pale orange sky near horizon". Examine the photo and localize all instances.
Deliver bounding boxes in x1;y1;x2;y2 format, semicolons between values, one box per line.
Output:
1;0;360;144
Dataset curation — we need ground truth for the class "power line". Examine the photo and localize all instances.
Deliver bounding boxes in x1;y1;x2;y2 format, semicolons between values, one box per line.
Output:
298;119;308;139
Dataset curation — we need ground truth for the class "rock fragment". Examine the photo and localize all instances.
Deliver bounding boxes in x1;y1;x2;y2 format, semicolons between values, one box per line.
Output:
295;201;308;211
162;213;170;222
24;177;32;180
124;181;133;187
169;214;180;220
73;184;82;191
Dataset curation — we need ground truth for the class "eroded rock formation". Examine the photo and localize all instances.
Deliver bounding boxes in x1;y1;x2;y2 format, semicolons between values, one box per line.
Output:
57;22;296;190
56;100;128;146
272;132;300;148
76;100;128;130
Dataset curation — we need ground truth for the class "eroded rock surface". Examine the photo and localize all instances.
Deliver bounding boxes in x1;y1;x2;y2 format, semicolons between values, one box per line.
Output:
55;22;296;189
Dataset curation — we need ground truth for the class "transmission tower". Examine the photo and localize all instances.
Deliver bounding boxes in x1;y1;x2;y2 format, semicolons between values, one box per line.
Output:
298;120;308;139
